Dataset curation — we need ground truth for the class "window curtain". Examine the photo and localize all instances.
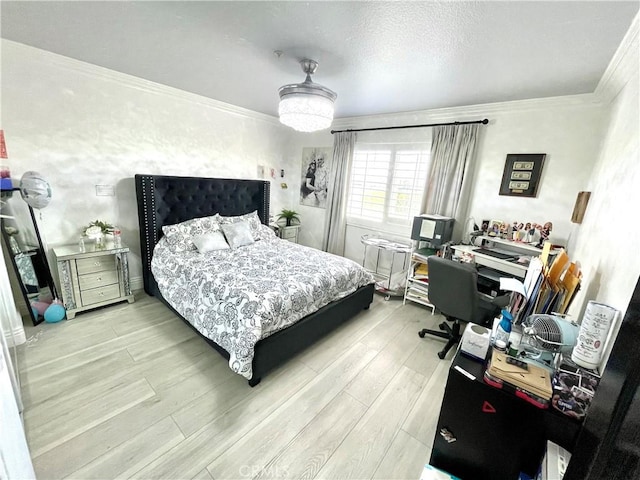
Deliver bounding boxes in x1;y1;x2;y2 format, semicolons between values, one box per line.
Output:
322;131;356;255
421;124;481;239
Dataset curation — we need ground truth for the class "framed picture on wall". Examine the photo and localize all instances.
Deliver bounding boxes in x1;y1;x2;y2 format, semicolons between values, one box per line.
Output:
300;146;332;209
499;153;546;197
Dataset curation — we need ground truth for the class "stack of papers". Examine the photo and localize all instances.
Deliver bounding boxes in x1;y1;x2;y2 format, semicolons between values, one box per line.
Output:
498;246;582;323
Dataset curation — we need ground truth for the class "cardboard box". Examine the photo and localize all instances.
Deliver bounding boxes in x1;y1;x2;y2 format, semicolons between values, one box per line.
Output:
551;355;601;421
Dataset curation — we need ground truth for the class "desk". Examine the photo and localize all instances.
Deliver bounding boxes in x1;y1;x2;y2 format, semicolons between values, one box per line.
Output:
478;235;543;256
430;349;581;480
452;244;530;278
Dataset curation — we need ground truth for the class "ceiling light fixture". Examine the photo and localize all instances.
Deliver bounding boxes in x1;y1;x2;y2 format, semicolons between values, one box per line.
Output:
278;59;337;133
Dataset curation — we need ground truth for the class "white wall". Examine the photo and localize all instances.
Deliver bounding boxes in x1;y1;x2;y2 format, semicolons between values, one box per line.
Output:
1;40;300;290
0;241;34;478
467;100;604;246
567;19;640;326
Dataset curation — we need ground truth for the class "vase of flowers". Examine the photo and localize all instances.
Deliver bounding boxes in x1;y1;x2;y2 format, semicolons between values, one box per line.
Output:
83;220;114;249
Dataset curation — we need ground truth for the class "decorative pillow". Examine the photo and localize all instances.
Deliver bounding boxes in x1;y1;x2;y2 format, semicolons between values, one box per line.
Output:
221;221;255;249
216;211;263;240
192;231;229;252
255;224;277;241
161;215;220;252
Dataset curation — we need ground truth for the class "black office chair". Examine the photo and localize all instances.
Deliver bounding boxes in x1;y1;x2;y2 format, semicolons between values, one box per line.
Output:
419;256;509;359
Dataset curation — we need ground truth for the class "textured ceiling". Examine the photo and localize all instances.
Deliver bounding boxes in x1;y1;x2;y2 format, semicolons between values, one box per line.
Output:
1;1;638;118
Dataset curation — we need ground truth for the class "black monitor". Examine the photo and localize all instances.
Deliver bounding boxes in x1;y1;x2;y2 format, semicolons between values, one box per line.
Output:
411;215;454;247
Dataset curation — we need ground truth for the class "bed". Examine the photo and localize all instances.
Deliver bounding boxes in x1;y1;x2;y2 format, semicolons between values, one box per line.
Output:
135;174;375;386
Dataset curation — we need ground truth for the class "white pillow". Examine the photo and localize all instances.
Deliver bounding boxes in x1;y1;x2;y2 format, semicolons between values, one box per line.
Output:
221;221;255;248
217;211;263;240
161;215;220;252
192;231;230;252
255;224;277;240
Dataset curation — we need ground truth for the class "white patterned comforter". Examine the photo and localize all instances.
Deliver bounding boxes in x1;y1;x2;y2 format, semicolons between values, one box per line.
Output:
151;235;373;379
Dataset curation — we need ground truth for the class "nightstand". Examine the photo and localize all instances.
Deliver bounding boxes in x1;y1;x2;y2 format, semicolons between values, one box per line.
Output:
279;225;300;243
53;241;135;319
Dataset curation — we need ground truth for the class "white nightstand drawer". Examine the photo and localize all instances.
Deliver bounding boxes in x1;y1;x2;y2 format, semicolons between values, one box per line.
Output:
81;283;121;306
78;270;119;291
54;242;135;319
76;255;116;275
279;226;300;243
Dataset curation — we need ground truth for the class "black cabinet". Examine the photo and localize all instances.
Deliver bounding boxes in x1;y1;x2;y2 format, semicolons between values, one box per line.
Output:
430;351;581;480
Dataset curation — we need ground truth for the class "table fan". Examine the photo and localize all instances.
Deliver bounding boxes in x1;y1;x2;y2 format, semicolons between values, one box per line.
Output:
520;314;580;369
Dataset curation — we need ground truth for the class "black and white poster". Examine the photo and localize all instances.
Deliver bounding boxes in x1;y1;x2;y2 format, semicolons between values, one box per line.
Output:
300;147;332;208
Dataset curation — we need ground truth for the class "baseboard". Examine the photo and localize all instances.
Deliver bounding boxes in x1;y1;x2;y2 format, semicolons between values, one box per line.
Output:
130;275;144;292
3;310;26;347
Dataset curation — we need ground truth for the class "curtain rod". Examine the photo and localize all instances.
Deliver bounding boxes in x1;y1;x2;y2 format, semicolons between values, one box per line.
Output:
330;118;489;134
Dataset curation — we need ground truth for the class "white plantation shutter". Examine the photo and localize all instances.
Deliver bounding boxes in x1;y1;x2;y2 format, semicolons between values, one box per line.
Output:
347;145;429;224
389;150;429;219
347;150;391;221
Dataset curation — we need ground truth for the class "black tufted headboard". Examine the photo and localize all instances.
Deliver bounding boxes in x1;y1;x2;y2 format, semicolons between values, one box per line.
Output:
135;174;270;296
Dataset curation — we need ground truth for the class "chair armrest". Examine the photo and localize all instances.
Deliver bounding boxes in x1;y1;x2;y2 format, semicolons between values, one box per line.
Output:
490;295;510;309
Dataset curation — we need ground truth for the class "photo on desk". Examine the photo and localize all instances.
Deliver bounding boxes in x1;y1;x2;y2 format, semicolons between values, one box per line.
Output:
488;219;503;235
499;153;546;197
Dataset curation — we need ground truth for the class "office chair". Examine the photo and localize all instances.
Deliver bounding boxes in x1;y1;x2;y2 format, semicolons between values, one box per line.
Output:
419;256;509;359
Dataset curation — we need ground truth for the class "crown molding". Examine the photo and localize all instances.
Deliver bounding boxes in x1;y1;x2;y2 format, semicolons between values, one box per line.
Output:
594;12;639;104
2;39;282;127
4;37;616;133
332;93;602;130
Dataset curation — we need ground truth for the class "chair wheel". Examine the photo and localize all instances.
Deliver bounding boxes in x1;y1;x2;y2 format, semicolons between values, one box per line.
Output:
418;330;426;338
438;351;446;359
439;322;446;330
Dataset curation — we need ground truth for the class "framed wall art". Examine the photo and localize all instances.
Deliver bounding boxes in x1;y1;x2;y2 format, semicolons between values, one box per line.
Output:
499;153;546;197
300;146;332;208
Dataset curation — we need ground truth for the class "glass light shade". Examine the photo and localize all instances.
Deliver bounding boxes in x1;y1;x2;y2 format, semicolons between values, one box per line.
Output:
279;94;335;133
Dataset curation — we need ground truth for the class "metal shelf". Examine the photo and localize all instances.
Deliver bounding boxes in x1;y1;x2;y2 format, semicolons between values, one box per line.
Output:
361;235;412;300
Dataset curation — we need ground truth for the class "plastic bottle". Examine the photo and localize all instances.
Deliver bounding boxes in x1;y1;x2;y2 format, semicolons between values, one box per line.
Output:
572;301;617;369
508;324;522;356
494;309;513;346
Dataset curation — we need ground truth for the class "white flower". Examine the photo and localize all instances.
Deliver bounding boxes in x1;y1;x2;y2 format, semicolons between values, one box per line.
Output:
85;225;103;238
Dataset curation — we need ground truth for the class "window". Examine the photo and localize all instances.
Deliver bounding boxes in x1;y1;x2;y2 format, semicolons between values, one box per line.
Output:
347;144;429;225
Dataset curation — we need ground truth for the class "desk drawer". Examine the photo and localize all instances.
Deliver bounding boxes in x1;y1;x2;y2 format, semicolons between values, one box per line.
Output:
474;255;525;278
78;270;119;291
76;255;116;275
81;283;121;306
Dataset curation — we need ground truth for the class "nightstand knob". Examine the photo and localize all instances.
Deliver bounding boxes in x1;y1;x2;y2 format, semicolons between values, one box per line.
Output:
94;261;101;266
99;292;104;296
96;277;102;281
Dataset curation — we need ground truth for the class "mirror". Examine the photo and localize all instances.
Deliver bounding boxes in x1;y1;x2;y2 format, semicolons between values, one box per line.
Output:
1;189;56;325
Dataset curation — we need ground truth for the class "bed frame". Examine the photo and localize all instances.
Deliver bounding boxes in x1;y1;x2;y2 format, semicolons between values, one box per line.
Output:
135;174;374;386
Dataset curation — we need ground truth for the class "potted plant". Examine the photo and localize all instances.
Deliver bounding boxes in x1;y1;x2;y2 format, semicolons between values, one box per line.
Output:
276;209;300;227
